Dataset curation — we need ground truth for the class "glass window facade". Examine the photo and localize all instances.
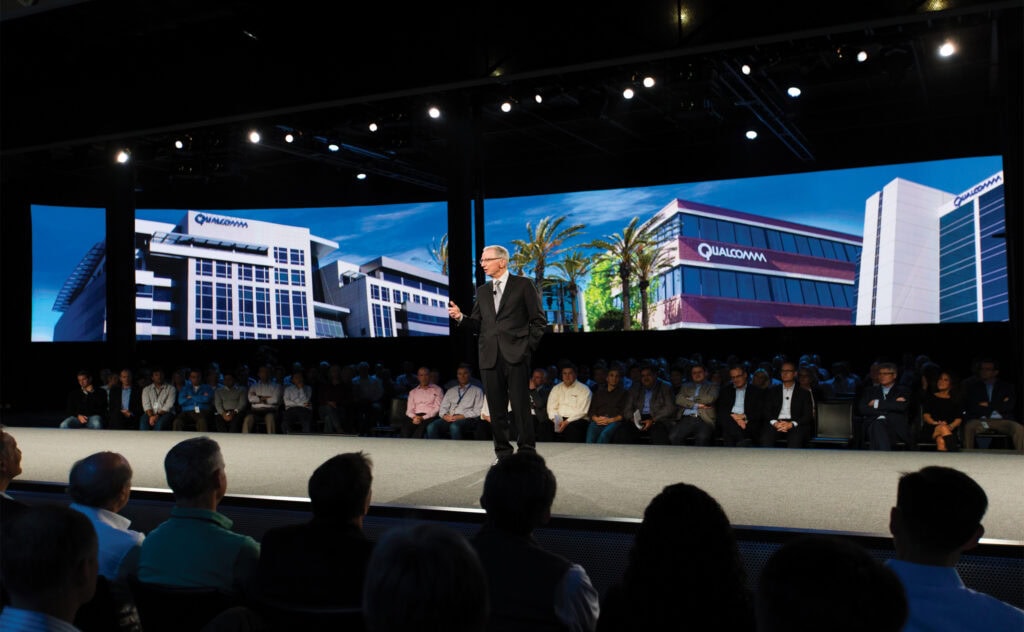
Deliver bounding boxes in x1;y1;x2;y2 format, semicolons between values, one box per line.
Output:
667;213;860;263
658;265;854;308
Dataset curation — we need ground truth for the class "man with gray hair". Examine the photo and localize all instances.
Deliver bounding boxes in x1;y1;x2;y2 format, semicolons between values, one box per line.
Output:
137;437;260;593
448;244;547;462
68;451;145;581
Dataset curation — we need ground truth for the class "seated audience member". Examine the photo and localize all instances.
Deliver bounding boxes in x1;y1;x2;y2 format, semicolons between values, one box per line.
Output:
472;452;598;632
430;364;486;440
585;364;629;444
598;483;753;632
750;368;772;390
670;363;719;446
858;361;913;450
60;370;107;430
547;362;592;443
716;364;765;447
919;371;963;452
402;366;445;439
887;466;1024;631
821;361;859;399
620;362;677;445
318;364;354;434
1;427;27;525
137;437;260;594
796;365;824;424
529;367;554;442
0;505;99;630
757;534;906;632
107;369;143;431
761;361;813;448
140;368;176;431
250;452;374;608
352;361;386;434
364;523;488;632
68;452;145;582
173;369;215;432
243;365;280;434
282;369;314;433
961;359;1023;451
214;371;248;433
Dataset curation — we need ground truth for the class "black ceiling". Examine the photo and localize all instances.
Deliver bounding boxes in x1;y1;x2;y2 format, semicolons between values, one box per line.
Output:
1;0;1020;208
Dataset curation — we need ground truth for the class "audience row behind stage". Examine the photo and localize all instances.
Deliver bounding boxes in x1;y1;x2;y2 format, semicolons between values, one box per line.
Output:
2;427;1022;632
54;353;1023;453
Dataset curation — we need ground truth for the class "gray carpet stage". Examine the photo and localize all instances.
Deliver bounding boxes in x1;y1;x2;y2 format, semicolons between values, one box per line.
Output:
7;427;1024;542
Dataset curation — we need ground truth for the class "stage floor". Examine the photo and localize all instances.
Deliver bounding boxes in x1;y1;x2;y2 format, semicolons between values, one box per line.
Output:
6;427;1023;542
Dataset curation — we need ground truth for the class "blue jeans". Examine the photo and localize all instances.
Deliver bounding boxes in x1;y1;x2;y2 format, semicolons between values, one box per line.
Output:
586;421;621;443
139;412;174;431
427;417;480;439
60;415;103;429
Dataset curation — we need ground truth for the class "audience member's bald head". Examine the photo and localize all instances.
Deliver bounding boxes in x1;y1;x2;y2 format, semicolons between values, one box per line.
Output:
69;451;133;512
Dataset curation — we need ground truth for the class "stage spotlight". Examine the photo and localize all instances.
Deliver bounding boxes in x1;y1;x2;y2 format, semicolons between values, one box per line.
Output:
368;122;378;132
500;101;512;113
857;50;868;62
115;150;130;164
284;133;294;143
642;76;655;88
745;130;758;140
534;93;543;104
622;87;635;99
787;86;802;98
741;64;752;75
428;106;441;119
356;173;367;180
938;40;956;57
174;139;184;150
328;143;340;152
248;130;261;144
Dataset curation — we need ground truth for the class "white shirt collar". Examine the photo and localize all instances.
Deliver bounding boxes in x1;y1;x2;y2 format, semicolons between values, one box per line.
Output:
493;269;511;286
69;503;133;531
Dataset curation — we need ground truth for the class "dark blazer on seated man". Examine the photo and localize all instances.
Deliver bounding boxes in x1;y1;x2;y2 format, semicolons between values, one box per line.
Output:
107;381;144;431
716;365;765;446
858;363;912;451
760;380;813;448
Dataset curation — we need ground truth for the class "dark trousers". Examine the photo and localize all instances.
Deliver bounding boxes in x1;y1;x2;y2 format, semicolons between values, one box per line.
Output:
670;416;714;446
865;416;912;450
481;354;534;458
760;422;810;448
282;407;313;433
400;415;432;438
721;418;760;447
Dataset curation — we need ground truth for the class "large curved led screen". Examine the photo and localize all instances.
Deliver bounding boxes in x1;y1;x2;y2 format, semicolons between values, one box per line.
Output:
484;155;1006;331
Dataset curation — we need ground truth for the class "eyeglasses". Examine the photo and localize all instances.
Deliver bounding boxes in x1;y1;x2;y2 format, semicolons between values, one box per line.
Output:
878;371;896;375
478;257;502;264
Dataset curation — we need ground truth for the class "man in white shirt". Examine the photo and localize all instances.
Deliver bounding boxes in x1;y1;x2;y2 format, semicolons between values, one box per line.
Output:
140;368;176;431
429;364;485;440
546;362;592;443
68;451;145;581
760;361;813;448
282;370;314;433
886;466;1024;632
244;365;281;434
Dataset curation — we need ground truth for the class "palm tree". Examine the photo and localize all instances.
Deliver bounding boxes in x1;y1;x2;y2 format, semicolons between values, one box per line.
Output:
509;245;534;276
430;233;448;276
510;215;585;287
633;242;674;330
587;216;659;331
550;251;594;331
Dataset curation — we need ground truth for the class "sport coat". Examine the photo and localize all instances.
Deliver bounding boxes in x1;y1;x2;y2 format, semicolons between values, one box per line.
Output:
459;274;547;369
107;385;144;429
716;384;765;429
675;381;719;425
627;379;678;423
763;384;813;428
858;384;911;424
964;380;1016;420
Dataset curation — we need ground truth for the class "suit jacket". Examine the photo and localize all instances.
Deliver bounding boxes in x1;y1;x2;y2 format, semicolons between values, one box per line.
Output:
716;384;765;429
675;381;719;425
107;385;144;428
858;384;911;424
627;379;678;423
763;384;813;428
964;380;1016;420
459;274;546;368
248;517;374;607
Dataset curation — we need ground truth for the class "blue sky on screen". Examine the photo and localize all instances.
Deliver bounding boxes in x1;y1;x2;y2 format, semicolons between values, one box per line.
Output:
31;155;1003;340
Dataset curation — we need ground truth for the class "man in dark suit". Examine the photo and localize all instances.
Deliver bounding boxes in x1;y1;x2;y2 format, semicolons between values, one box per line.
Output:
858;362;912;450
717;364;765;446
449;245;547;461
621;362;678;444
962;360;1023;451
107;368;143;431
248;452;375;608
761;361;813;448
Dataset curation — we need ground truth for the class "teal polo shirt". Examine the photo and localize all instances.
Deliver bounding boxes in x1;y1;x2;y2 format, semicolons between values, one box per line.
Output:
138;506;260;593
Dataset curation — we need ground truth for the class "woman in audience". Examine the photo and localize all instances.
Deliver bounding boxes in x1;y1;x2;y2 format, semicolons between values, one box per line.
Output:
597;483;754;632
920;371;963;452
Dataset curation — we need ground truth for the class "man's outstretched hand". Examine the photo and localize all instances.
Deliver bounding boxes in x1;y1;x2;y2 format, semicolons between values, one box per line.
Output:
448;301;462;320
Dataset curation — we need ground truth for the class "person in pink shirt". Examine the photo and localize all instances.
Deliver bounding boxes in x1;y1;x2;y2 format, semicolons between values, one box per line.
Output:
401;366;444;439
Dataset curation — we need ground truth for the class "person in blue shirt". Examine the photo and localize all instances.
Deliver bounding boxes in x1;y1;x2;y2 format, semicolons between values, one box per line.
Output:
173;369;215;431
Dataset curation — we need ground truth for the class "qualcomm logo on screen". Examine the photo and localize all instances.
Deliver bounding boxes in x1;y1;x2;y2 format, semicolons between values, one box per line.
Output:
953;173;1002;208
697;242;768;263
194;213;249;229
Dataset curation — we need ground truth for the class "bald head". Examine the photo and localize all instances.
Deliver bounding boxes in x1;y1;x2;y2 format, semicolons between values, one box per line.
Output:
69;452;133;511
